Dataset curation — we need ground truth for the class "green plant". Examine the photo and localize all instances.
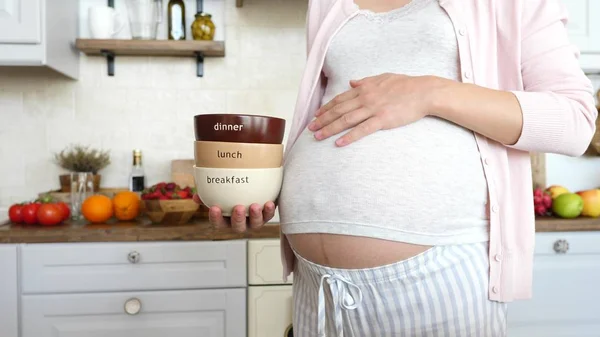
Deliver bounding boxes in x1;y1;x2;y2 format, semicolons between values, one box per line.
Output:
54;144;111;175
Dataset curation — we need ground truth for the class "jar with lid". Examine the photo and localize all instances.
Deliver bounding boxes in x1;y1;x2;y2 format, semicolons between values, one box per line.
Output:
191;12;216;41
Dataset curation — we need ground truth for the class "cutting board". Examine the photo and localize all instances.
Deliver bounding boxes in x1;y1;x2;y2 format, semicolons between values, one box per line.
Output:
171;159;195;188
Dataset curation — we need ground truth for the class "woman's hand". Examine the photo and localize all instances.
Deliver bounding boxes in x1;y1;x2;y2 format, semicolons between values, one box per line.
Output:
308;73;437;146
193;194;276;232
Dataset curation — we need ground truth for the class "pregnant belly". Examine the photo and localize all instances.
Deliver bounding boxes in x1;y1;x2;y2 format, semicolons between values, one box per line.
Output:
279;117;489;267
287;233;432;268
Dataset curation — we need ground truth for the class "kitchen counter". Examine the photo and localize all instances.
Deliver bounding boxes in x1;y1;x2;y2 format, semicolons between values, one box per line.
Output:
0;218;281;244
535;216;600;232
0;217;599;244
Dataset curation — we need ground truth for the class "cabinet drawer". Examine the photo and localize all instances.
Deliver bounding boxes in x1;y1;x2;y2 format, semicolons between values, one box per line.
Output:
248;285;293;337
22;288;246;337
507;232;600;336
21;240;247;294
248;239;292;285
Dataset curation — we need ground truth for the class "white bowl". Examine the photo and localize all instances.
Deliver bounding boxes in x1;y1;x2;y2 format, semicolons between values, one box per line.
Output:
193;166;283;216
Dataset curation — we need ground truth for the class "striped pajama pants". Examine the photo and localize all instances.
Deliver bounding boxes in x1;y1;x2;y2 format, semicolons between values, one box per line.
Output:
292;242;508;337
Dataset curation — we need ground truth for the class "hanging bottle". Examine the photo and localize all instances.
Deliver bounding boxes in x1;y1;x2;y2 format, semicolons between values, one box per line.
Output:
168;0;186;40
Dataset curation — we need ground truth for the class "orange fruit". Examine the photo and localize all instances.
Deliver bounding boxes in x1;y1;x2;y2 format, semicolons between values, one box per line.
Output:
113;191;140;221
81;195;114;223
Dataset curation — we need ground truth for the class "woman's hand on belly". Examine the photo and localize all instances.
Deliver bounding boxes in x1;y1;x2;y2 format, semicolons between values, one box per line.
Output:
307;73;436;146
193;194;276;232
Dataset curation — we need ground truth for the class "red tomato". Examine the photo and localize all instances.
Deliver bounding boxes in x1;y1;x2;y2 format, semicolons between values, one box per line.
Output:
8;204;24;223
22;203;41;225
37;204;63;226
55;202;71;221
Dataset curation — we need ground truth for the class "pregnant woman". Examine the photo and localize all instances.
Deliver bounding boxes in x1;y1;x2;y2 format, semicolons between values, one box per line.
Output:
207;0;597;335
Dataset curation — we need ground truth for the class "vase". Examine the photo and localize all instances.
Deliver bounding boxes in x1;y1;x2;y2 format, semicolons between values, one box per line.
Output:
59;173;101;193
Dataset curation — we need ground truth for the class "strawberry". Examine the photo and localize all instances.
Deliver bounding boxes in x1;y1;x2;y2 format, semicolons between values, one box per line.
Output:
145;190;162;200
159;195;168;200
155;182;167;190
176;190;190;199
166;183;176;191
165;191;175;199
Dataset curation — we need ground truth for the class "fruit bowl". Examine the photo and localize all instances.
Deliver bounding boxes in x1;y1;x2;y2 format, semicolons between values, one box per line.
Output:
194;114;286;144
143;199;200;224
141;182;199;224
193;166;283;216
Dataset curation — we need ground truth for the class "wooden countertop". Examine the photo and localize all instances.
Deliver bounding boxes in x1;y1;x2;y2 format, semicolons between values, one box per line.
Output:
0;218;281;244
535;216;600;232
1;217;599;244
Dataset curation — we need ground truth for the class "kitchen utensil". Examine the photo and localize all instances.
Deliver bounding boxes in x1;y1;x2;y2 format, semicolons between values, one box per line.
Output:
144;199;199;224
70;172;95;220
194;114;286;144
125;0;163;39
88;5;125;38
193;165;283;217
194;140;283;168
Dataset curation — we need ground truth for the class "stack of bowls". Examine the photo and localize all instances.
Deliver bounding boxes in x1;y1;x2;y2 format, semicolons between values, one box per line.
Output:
193;114;286;216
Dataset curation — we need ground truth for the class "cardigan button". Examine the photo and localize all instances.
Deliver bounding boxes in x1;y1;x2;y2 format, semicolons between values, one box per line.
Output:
491;205;499;213
492;286;499;294
494;254;502;262
458;28;466;36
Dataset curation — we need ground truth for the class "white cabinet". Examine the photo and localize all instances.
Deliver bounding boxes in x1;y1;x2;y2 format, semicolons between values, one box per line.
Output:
21;240;247;294
0;0;41;43
0;245;18;337
247;239;294;337
0;0;79;78
561;0;600;71
21;289;246;337
248;286;294;337
248;238;293;285
507;232;600;337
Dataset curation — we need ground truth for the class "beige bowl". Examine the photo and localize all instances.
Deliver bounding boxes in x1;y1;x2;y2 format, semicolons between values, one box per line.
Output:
193;166;283;216
194;140;283;169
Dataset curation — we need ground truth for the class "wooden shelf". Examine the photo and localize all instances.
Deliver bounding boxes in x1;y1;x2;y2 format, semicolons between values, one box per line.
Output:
536;216;600;232
75;39;225;57
75;39;225;77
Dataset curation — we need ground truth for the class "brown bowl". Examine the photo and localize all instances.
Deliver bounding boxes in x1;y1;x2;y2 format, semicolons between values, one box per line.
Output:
194;140;283;168
194;114;286;144
143;199;200;225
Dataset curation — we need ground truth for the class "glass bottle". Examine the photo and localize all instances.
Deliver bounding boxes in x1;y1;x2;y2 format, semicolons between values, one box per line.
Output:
167;0;186;40
129;149;146;192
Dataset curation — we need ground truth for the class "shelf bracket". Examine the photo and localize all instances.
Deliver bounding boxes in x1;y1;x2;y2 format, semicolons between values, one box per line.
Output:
195;52;204;77
101;50;115;76
108;0;114;8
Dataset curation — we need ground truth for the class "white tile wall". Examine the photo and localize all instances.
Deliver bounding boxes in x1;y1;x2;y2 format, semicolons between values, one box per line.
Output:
0;0;306;222
0;0;599;216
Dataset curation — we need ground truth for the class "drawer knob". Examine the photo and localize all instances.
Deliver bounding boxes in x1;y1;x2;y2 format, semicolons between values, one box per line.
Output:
553;239;569;254
124;298;142;315
128;251;140;263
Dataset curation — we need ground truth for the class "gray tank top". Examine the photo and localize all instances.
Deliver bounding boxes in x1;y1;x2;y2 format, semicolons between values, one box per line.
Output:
279;0;490;245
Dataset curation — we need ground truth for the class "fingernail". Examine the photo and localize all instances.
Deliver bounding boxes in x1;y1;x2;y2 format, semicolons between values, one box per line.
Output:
314;131;322;140
308;122;316;131
336;138;347;146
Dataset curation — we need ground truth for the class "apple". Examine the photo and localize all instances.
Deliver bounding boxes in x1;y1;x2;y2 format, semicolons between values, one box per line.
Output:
576;189;600;217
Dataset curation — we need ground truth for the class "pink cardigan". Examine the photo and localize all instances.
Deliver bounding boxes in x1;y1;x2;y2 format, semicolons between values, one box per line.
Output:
280;0;597;302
